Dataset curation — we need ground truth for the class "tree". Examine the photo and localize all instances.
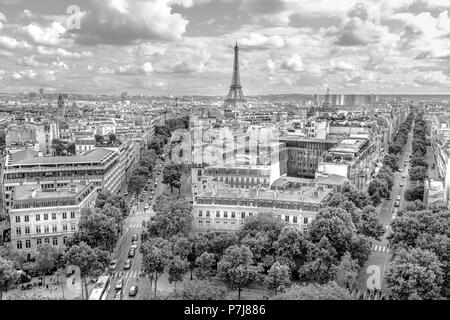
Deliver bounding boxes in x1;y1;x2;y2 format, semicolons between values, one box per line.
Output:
0;256;18;300
411;156;428;168
73;211;119;253
217;245;263;300
348;234;372;266
298;236;338;283
0;243;26;269
108;133;116;143
377;170;394;191
357;205;385;240
238;212;286;245
383;154;399;172
194;252;217;280
163;164;182;193
409;166;428;182
149;194;193;239
171;236;191;260
272;282;354;300
168;280;228;300
405;200;427;212
264;262;291;295
128;175;146;196
35;244;58;286
341;182;373;209
405;185;424;202
94;134;104;144
388;143;402;155
335;252;359;289
168;255;188;291
386;248;444;300
141;238;173;297
274;227;310;273
64;242;109;300
134;166;150;178
308;207;355;259
100;203;124;235
368;178;389;206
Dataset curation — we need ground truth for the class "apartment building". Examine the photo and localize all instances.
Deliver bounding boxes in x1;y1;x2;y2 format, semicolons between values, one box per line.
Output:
193;185;332;233
8;183;98;256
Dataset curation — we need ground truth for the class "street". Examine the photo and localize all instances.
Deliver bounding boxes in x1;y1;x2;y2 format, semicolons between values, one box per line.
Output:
357;122;414;291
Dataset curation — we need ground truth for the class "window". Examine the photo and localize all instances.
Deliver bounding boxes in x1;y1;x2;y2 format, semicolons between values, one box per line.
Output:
44;214;48;220
303;227;308;235
231;212;235;218
25;240;31;249
277;215;282;220
62;212;67;219
16;241;22;249
249;212;253;217
36;214;40;221
52;213;56;220
241;212;246;219
24;215;29;222
285;215;290;222
15;216;20;223
223;211;228;218
293;216;298;223
63;236;68;245
70;212;75;219
198;221;203;228
206;211;210;217
198;210;203;217
52;237;58;246
25;226;30;234
216;211;220;218
16;227;21;235
44;225;49;234
304;217;309;224
44;238;50;244
71;223;76;231
52;225;57;233
36;226;41;234
63;224;68;231
37;238;42;246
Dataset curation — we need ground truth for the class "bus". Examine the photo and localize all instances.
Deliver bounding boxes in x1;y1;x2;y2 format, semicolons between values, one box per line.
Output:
89;275;110;300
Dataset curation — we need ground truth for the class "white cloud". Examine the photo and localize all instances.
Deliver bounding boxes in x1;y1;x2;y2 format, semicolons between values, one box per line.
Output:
75;0;189;45
281;54;304;71
239;33;286;49
36;46;93;59
22;21;68;46
330;60;357;71
414;71;450;86
0;35;31;50
115;62;154;75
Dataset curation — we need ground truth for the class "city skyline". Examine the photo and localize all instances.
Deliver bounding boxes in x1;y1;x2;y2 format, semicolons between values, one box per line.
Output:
0;0;449;96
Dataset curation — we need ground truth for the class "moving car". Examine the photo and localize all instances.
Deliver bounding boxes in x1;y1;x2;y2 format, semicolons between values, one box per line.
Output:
144;204;149;210
128;248;135;258
129;285;138;297
131;241;138;250
115;278;123;290
109;259;118;271
123;259;132;270
132;233;138;241
114;290;122;300
399;181;404;187
395;200;400;207
393;207;398;214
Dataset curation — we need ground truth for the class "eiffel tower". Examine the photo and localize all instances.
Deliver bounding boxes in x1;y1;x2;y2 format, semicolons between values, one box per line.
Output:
224;40;246;105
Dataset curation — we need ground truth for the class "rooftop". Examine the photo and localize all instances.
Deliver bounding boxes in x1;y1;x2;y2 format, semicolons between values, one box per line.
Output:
13;183;94;202
8;148;115;166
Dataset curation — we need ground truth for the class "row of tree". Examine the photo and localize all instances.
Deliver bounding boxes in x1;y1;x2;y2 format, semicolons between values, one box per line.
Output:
404;113;428;202
368;112;414;206
140;183;384;299
386;204;450;299
128;149;159;196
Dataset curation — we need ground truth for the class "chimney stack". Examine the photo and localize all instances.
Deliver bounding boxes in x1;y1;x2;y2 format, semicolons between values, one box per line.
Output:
31;188;37;199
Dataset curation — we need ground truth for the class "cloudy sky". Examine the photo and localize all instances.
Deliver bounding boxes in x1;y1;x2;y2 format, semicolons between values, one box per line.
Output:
0;0;449;95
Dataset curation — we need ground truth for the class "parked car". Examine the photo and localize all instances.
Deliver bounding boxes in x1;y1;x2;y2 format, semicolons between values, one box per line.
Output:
132;233;138;241
396;195;401;201
128;248;135;258
144;204;149;209
131;241;138;250
114;290;122;300
109;259;118;271
393;207;398;214
399;181;404;187
115;278;123;290
123;259;132;270
395;200;400;207
129;285;138;297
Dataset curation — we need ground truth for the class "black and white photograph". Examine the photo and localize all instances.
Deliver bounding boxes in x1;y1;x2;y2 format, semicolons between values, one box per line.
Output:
0;0;449;308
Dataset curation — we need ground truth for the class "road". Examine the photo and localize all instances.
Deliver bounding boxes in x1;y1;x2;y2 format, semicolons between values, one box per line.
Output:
357;120;414;292
105;144;171;300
